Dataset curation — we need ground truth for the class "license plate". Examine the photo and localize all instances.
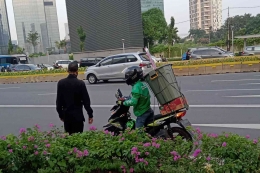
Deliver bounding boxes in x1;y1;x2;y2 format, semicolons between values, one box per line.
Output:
179;119;192;128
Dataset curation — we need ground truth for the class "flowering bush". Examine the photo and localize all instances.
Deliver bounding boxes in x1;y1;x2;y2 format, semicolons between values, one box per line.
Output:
0;124;259;173
157;56;260;67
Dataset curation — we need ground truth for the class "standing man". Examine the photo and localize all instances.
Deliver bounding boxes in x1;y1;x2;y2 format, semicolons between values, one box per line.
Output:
56;62;93;135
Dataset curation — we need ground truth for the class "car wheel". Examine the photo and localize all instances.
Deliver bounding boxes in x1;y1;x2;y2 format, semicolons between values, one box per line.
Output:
87;74;97;84
103;80;109;83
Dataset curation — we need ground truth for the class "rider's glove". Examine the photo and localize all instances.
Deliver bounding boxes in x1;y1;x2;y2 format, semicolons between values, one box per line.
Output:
117;100;124;105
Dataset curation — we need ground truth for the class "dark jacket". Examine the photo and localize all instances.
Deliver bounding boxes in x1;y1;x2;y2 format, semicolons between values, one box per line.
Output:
56;74;93;122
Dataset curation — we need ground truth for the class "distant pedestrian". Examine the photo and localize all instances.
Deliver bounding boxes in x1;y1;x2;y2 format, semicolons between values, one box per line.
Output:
186;49;191;60
56;62;93;135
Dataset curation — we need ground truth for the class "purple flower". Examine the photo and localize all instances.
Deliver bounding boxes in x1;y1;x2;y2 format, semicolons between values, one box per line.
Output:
222;142;227;147
198;134;203;140
34;145;38;149
174;155;180;161
196;127;201;134
1;136;6;140
143;142;151;147
225;134;229;138
89;126;97;131
19;128;26;134
144;160;148;165
193;149;201;157
170;151;177;156
23;146;27;149
131;147;138;152
28;136;35;142
152;138;157;142
145;152;149;156
130;168;134;173
83;150;89;156
76;151;83;158
121;165;125;169
246;135;250;139
49;123;54;128
7;144;11;148
137;152;141;156
9;149;13;153
35;124;40;130
44;140;48;143
104;130;109;134
139;158;144;162
253;139;258;144
73;147;78;153
206;156;211;161
34;151;39;155
155;143;160;148
121;137;125;141
43;151;47;155
194;141;199;146
45;144;51;148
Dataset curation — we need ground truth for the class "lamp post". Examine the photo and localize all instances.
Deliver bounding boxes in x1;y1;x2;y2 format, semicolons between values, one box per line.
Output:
231;26;234;54
122;39;125;53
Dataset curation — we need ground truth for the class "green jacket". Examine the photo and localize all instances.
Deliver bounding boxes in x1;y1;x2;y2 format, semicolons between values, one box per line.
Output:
123;80;151;116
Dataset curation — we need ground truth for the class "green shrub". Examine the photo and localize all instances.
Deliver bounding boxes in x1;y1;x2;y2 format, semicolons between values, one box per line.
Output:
0;125;259;173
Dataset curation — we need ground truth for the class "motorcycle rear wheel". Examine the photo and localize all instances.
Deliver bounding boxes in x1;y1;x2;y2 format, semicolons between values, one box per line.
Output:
168;127;192;141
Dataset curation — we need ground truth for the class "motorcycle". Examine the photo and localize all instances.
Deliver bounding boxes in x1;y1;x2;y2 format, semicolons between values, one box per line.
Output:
103;89;194;141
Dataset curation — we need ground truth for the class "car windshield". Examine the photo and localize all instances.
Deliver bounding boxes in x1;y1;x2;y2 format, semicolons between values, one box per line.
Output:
28;65;40;69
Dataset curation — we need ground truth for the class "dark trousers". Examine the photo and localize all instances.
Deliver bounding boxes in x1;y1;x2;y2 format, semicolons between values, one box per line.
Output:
136;108;154;128
64;121;84;135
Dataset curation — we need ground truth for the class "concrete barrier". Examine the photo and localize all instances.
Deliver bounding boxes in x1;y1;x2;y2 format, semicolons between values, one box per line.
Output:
1;61;260;84
188;65;206;75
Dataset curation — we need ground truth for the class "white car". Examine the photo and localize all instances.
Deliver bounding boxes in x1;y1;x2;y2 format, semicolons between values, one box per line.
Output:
55;60;73;68
151;56;162;63
42;64;54;70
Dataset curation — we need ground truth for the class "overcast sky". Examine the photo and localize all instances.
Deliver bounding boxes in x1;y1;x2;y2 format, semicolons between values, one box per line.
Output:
6;0;260;40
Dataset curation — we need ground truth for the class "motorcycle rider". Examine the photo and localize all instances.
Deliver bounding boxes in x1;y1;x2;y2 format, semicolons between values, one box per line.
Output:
117;66;154;129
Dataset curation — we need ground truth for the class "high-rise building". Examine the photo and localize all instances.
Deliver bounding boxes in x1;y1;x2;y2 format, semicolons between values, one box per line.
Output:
141;0;164;14
12;0;60;53
64;23;69;40
66;0;143;56
189;0;222;32
0;0;10;54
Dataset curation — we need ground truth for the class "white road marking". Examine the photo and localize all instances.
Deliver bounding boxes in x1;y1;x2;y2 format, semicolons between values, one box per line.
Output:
0;105;259;108
211;79;260;82
0;87;20;90
240;83;260;85
223;95;260;98
193;124;260;130
86;84;125;87
187;89;260;92
38;93;56;96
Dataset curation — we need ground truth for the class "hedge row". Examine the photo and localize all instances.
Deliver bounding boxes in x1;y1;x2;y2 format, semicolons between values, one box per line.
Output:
0;56;259;77
160;56;260;67
0;68;86;77
0;125;259;173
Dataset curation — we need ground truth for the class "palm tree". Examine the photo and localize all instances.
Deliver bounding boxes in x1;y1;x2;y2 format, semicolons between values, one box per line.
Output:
55;39;67;53
166;17;180;58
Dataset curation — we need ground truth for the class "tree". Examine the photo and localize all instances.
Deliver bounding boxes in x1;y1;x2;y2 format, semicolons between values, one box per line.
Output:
142;8;167;46
16;47;24;54
8;39;13;55
27;31;39;53
77;26;86;52
55;39;67;53
166;17;180;57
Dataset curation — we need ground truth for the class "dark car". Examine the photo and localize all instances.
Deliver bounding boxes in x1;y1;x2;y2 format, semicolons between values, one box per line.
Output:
189;47;233;59
79;57;105;67
12;64;41;72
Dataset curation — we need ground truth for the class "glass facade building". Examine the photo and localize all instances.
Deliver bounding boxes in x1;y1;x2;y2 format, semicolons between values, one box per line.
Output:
12;0;60;53
141;0;164;14
0;0;10;54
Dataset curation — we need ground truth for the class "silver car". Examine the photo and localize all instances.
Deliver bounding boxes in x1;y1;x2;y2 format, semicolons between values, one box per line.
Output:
84;52;153;84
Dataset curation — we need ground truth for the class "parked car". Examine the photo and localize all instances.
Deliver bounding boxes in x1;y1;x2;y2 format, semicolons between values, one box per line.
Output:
79;57;105;67
12;64;41;72
55;60;73;68
242;45;260;56
189;47;233;59
84;52;152;84
39;64;54;70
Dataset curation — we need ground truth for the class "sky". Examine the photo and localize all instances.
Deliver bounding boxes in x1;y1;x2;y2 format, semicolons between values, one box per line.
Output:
6;0;260;41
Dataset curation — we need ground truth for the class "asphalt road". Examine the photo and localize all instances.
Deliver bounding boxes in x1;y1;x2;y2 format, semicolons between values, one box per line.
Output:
0;72;260;138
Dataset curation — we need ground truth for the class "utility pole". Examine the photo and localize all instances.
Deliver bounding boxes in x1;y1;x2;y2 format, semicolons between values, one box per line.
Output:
227;7;230;51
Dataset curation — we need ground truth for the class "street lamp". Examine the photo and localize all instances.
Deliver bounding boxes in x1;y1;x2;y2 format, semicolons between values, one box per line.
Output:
231;26;234;54
122;39;125;53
